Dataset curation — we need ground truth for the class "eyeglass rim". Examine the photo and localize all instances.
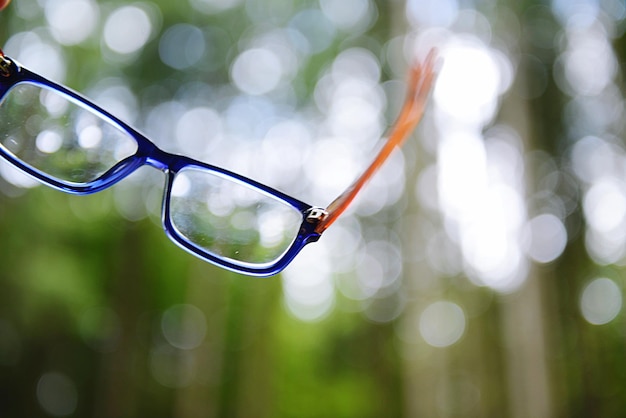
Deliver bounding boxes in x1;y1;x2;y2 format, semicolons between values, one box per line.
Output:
0;56;322;276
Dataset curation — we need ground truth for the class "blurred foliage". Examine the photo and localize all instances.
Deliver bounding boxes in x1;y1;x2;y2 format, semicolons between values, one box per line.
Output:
1;0;626;417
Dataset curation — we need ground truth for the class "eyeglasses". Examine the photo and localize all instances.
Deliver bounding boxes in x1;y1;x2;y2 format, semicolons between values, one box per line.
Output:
0;48;436;276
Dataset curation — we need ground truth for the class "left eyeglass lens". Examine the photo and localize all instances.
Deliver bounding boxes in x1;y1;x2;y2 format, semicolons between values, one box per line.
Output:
0;82;138;185
169;167;304;267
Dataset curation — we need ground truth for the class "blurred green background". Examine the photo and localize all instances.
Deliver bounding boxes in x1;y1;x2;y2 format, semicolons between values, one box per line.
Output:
1;0;626;416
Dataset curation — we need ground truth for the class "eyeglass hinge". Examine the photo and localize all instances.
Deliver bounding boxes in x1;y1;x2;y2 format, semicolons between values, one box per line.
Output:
0;53;14;78
306;207;328;223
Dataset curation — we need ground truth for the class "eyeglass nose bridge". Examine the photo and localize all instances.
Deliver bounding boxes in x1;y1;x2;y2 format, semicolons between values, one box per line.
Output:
128;135;174;172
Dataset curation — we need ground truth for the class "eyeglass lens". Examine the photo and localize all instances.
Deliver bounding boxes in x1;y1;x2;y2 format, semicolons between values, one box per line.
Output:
0;82;137;185
169;167;303;265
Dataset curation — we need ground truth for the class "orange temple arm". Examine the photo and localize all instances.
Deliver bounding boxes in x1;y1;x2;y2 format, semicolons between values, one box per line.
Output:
315;49;438;233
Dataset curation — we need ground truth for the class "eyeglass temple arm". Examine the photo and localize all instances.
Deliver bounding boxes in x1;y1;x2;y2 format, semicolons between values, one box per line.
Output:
314;49;438;234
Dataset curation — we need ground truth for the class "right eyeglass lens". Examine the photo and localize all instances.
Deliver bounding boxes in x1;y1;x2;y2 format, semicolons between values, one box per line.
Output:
0;82;138;185
168;167;303;267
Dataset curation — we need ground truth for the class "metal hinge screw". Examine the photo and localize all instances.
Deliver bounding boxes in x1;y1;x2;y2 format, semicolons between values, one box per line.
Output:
306;207;328;223
0;55;13;77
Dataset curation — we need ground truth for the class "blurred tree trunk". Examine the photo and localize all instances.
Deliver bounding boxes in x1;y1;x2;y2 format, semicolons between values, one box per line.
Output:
94;223;147;418
172;265;283;418
498;23;554;418
172;262;226;418
398;0;555;416
513;3;582;417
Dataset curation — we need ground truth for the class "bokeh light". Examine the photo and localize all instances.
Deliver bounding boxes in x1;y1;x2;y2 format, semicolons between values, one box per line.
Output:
103;4;157;57
231;48;284;95
406;0;459;28
580;278;622;325
525;214;567;263
433;37;510;126
44;0;99;46
159;24;206;70
319;0;375;33
161;304;207;350
419;301;466;347
36;372;78;416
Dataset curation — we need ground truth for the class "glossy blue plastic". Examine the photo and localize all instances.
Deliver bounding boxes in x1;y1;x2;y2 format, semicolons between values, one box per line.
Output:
0;55;322;277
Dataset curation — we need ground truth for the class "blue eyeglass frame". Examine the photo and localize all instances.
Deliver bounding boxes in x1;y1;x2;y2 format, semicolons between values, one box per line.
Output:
0;47;437;277
0;52;326;277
